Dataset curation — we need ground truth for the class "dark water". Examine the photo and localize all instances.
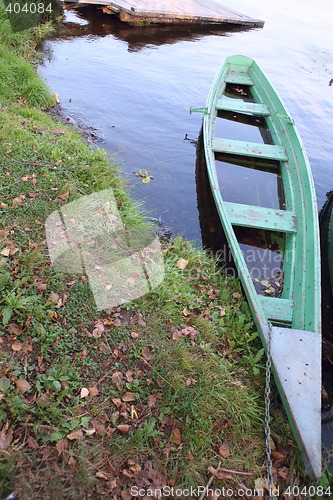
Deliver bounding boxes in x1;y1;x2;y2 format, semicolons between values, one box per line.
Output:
39;0;333;242
39;0;333;463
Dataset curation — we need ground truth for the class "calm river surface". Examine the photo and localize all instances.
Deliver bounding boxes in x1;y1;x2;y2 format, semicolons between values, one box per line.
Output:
39;0;333;242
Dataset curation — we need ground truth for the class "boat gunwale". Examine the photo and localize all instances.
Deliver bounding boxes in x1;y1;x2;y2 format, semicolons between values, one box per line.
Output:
202;54;322;479
203;54;321;336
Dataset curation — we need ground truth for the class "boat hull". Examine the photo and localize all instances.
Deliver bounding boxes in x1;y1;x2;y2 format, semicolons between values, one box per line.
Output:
201;55;322;478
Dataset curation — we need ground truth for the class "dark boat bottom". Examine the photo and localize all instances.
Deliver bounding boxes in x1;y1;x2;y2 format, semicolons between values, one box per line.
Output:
196;127;333;471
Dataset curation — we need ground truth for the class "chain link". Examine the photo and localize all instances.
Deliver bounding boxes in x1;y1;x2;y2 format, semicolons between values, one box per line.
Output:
265;322;275;499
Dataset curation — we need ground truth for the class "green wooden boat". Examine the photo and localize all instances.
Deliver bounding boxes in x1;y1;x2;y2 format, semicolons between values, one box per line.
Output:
192;55;322;478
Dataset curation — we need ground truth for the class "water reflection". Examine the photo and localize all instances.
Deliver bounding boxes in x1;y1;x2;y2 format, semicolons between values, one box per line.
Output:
57;5;255;51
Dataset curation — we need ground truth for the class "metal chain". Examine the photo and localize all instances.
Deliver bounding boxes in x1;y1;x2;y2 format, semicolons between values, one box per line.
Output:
265;322;275;499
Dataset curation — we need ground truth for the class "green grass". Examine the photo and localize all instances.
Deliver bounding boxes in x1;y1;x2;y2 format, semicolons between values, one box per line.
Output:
0;2;327;496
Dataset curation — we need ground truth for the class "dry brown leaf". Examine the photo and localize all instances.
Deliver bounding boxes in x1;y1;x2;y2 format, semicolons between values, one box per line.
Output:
15;379;31;394
0;428;13;450
130;313;146;327
7;323;23;335
37;282;47;293
142;347;152;361
83;428;96;436
12;195;25;206
108;478;117;490
117;424;130;434
112;398;122;408
11;342;23;351
98;342;111;354
92;321;105;338
80;387;89;398
171;327;182;340
125;370;133;383
27;436;38;450
171;428;182;445
96;471;109;480
67;429;84;440
130;331;139;339
56;439;68;455
185;378;197;386
176;258;189;270
49;292;60;303
122;392;136;402
148;393;161;408
0;248;10;257
88;386;99;397
181;325;197;340
111;371;123;381
219;440;230;457
54;191;69;202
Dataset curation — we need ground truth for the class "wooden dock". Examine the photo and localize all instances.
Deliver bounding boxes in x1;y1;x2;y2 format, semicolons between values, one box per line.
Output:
63;0;264;28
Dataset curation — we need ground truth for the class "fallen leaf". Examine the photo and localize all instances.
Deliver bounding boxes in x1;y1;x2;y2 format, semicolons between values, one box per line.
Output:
96;471;108;480
56;439;68;455
171;327;182;340
80;387;89;398
0;428;13;450
171;428;182;445
37;282;47;293
185;378;197;386
92;321;105;338
130;313;146;327
7;323;23;335
181;325;197;340
27;436;38;449
117;424;130;434
219;440;230;457
112;398;122;408
98;342;111;354
15;379;31;394
142;347;152;361
176;258;189;270
12;195;25;206
125;370;133;383
54;191;69;202
11;342;23;352
83;428;96;436
49;292;60;303
130;331;139;339
88;386;99;397
148;393;161;408
108;479;118;490
67;430;84;440
0;248;10;257
122;392;136;402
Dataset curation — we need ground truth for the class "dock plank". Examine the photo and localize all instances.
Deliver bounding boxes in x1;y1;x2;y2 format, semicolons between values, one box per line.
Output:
64;0;264;27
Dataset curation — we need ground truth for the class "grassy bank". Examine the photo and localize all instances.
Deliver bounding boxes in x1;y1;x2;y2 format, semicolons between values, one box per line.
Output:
0;4;324;498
